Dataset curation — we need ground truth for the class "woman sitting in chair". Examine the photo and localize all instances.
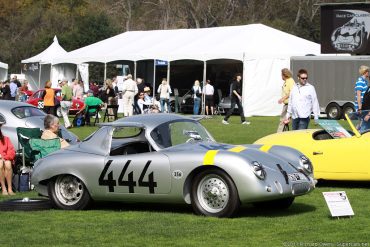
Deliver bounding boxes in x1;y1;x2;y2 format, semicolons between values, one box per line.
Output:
0;120;16;195
41;114;70;149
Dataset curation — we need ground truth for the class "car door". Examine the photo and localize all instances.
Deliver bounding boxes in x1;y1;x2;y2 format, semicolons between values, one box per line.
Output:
100;152;171;196
96;126;171;197
309;136;368;180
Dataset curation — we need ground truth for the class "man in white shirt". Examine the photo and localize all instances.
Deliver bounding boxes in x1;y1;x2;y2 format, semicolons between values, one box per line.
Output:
284;69;320;130
122;74;138;116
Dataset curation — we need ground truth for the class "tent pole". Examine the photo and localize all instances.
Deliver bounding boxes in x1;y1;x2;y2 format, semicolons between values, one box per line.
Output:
242;52;246;117
153;60;156;99
201;61;207;115
39;63;42;89
50;64;53;87
134;61;137;80
104;63;107;81
76;64;79;80
167;61;170;83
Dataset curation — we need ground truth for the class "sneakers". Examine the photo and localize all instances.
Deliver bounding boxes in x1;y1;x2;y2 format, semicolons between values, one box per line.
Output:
223;120;251;125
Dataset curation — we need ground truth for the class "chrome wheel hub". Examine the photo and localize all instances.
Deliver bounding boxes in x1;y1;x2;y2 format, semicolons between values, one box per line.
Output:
197;174;229;213
55;175;84;206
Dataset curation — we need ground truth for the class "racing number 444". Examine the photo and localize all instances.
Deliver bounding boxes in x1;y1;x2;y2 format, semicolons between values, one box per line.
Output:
98;160;157;193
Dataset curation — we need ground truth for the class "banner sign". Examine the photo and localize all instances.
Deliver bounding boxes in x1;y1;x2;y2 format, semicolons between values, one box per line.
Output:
321;3;370;54
155;60;168;66
322;191;354;217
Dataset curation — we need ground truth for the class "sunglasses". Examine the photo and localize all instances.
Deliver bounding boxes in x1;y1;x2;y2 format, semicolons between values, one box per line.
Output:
300;77;308;80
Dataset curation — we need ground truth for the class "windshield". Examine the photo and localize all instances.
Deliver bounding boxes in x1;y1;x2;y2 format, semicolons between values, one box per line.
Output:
11;106;45;119
150;120;214;149
347;110;370;134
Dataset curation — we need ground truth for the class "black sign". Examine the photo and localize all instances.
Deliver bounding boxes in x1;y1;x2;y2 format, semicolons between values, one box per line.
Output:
321;3;370;54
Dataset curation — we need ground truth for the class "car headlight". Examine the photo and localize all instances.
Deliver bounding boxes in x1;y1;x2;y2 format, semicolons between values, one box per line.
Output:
252;161;266;180
299;155;313;174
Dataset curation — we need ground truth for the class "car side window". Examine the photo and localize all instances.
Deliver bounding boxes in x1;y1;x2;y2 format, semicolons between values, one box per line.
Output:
112;127;142;139
110;127;151;156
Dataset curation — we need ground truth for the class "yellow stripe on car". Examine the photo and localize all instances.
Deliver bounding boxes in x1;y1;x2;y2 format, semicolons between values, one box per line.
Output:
228;146;247;153
203;150;219;165
259;145;272;153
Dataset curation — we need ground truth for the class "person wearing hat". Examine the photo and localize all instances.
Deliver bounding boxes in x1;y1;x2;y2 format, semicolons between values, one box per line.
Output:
0;120;16;195
76;90;103;126
60;79;73;129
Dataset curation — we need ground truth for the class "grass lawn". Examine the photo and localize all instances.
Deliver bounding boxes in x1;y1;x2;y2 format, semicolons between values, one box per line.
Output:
0;115;368;247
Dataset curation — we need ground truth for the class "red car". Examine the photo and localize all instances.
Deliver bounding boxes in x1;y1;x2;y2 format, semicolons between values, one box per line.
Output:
26;88;84;116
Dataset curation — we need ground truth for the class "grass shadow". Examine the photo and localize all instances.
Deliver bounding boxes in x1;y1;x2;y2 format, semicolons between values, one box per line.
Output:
316;180;370;189
238;202;316;218
90;201;194;215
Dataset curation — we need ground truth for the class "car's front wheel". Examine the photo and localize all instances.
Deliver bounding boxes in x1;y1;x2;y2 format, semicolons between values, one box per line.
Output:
48;175;91;210
191;168;240;217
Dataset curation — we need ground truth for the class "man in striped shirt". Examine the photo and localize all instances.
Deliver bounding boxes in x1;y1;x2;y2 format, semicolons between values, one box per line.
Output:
355;65;369;112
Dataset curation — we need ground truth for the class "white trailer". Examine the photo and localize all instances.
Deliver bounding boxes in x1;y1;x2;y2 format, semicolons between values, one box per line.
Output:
290;56;370;119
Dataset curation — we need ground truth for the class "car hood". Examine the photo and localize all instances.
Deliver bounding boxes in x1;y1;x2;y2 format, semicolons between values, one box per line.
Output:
163;141;306;172
254;129;317;147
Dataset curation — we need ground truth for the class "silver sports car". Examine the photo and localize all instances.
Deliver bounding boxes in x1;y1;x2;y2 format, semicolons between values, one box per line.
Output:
32;114;315;217
0;101;78;148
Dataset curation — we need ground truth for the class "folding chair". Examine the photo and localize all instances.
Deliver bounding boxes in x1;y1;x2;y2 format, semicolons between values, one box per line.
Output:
103;104;119;122
85;105;101;126
29;138;61;160
16;127;42;169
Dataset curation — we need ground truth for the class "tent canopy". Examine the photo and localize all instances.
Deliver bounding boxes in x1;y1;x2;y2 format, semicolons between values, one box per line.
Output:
53;24;320;64
0;61;8;81
22;36;67;64
0;61;8;69
51;24;321;116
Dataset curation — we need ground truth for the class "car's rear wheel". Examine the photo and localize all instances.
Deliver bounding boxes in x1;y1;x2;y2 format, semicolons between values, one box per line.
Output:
48;175;91;210
191;168;240;217
326;103;342;120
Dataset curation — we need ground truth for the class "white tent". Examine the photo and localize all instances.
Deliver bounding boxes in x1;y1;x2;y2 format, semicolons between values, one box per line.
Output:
21;36;86;90
53;24;321;116
0;61;8;81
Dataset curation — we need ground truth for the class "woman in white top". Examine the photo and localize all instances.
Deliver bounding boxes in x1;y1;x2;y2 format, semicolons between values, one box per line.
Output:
157;78;172;113
192;80;202;115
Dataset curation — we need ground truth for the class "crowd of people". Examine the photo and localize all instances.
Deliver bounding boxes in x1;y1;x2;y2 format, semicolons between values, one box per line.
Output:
0;75;31;101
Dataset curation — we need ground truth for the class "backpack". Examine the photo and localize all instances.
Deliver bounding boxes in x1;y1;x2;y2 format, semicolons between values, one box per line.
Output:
362;87;370;110
73;113;85;127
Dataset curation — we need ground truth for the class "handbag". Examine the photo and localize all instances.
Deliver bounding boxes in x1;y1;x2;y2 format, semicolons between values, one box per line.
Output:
282;123;289;132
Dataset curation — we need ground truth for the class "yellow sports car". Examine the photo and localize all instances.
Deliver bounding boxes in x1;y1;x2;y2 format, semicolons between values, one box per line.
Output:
255;111;370;181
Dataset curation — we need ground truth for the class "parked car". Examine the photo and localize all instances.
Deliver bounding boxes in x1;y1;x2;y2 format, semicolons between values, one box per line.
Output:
255;111;370;181
0;101;78;149
26;88;84;116
32;114;315;217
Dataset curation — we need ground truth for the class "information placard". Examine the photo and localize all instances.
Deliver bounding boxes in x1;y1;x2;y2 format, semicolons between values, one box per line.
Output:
316;119;352;139
322;191;354;217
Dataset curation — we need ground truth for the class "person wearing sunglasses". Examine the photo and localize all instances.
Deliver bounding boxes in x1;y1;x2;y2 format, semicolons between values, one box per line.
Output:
284;69;320;130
